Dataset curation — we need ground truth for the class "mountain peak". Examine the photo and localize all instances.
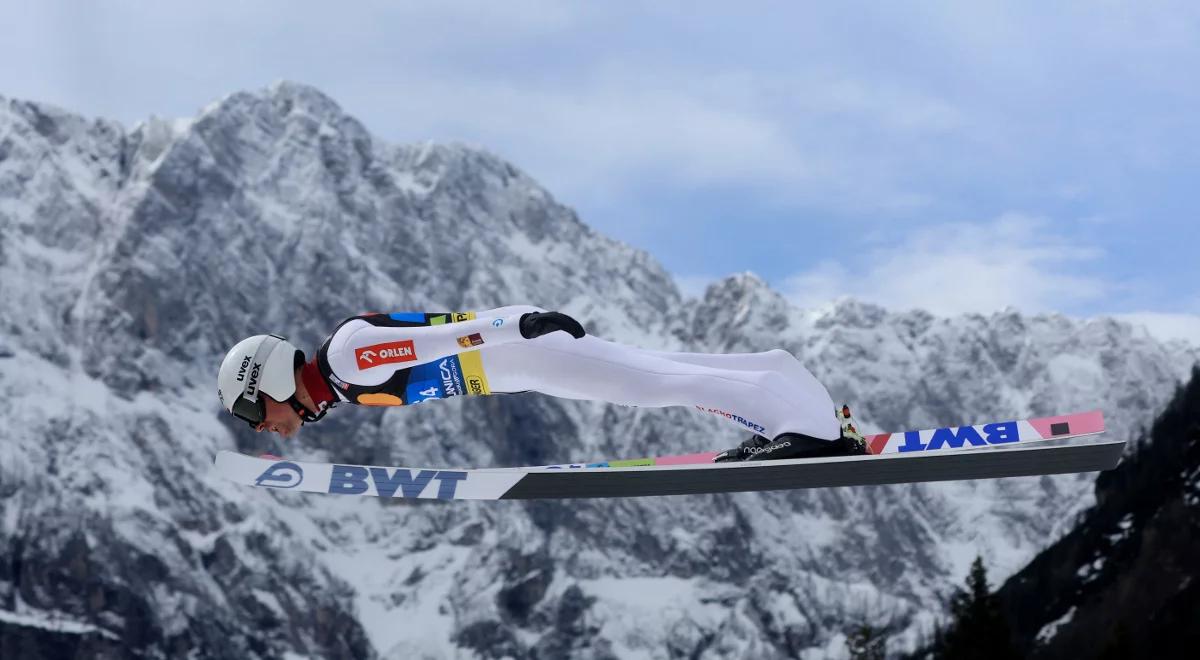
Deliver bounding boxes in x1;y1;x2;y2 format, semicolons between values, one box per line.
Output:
2;94;121;147
821;297;890;327
190;80;357;137
265;79;348;117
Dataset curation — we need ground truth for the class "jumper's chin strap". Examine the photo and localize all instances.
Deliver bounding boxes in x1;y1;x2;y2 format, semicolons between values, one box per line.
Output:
293;359;337;424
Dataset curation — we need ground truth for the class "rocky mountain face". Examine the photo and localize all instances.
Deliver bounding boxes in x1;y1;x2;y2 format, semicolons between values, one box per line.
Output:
1;82;1197;659
995;366;1200;659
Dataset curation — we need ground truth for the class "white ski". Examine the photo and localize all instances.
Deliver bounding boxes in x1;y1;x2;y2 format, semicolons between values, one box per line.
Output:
213;410;1120;500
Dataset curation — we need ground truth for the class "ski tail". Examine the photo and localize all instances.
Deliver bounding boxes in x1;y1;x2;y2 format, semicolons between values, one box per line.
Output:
535;410;1106;469
867;409;1104;455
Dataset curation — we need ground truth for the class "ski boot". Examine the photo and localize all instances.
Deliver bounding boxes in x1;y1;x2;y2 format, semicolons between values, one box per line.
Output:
714;406;873;462
744;431;848;461
837;404;871;455
745;406;873;461
713;434;771;462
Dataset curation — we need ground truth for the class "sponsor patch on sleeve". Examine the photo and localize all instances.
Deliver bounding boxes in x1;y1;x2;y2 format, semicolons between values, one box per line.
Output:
456;333;485;348
355;340;417;369
405;357;466;403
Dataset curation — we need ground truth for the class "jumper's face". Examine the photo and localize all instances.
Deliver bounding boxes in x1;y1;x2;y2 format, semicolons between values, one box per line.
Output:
257;396;302;438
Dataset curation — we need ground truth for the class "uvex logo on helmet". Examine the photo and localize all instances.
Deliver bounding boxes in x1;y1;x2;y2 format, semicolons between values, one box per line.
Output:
356;340;417;369
236;356;252;381
237;355;263;397
246;363;262;397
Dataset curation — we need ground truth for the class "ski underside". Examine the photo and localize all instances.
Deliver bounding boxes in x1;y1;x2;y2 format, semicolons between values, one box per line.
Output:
214;410;1121;500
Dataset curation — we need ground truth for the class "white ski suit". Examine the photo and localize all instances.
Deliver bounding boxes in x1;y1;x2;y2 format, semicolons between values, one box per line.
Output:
313;306;840;441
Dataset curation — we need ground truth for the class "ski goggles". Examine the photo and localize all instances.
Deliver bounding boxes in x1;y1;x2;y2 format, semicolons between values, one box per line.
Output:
231;393;267;429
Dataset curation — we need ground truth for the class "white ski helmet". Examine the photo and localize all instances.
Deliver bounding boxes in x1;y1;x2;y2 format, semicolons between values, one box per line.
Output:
217;334;303;427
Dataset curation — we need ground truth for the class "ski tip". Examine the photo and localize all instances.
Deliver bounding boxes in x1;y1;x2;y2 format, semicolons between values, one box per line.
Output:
212;450;240;473
1030;409;1105;439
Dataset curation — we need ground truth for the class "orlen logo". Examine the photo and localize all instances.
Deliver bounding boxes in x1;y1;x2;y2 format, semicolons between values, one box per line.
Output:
255;461;304;489
356;340;417;369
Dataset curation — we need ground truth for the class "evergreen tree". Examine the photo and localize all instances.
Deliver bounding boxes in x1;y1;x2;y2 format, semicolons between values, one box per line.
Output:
933;556;1020;660
845;621;889;660
1096;623;1132;660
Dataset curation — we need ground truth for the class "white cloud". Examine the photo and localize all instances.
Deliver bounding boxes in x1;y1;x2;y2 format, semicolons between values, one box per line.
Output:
3;1;1197;320
780;214;1107;315
347;72;813;196
7;2;1195;224
1117;312;1200;346
330;61;983;226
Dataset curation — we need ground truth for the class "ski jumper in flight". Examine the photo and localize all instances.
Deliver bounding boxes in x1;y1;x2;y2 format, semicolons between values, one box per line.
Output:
216;306;869;462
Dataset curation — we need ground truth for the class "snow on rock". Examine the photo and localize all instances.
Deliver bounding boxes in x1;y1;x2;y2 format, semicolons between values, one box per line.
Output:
1034;605;1076;645
0;605;118;640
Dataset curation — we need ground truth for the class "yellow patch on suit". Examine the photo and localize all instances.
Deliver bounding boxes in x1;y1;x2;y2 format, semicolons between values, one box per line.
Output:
459;350;491;396
431;311;476;326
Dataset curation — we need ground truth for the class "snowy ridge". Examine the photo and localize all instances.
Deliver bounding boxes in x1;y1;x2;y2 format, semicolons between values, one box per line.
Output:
0;608;118;641
1;83;1197;658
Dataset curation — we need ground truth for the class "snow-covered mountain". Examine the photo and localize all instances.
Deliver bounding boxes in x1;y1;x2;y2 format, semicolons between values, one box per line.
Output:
1;82;1196;659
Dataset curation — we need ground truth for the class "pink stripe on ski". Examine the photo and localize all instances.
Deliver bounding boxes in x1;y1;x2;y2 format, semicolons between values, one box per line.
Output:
1028;410;1105;439
868;434;890;455
656;451;720;465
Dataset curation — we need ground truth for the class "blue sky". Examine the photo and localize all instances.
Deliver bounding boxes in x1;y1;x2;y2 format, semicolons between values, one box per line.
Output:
2;1;1197;338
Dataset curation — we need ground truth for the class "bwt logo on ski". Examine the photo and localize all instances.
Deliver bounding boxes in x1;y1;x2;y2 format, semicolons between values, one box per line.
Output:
897;421;1020;452
255;462;304;489
328;466;467;499
356;340;417;369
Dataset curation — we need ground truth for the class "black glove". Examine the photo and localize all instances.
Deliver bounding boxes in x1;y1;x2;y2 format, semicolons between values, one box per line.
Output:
519;311;586;339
